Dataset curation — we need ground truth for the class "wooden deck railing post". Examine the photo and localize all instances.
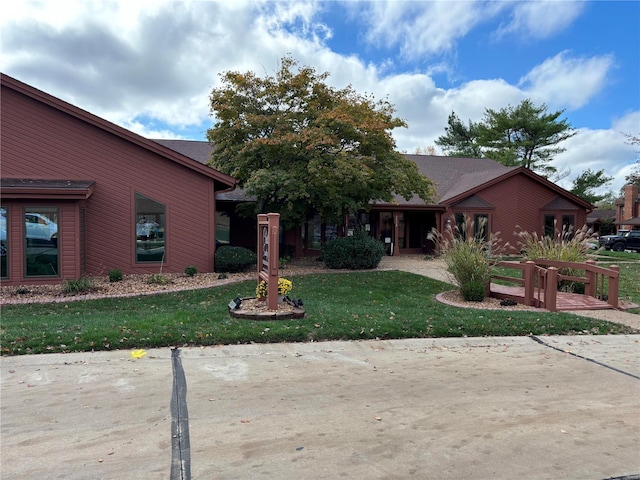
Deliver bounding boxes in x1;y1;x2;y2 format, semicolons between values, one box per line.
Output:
523;261;536;306
608;265;619;309
545;267;558;312
585;260;597;298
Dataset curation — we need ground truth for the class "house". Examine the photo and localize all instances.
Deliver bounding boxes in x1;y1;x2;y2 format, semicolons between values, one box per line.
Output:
1;73;235;286
614;185;640;230
157;141;594;258
1;73;594;287
587;209;616;236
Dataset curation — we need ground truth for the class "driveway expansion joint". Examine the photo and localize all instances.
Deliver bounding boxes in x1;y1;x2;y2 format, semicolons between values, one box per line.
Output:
529;335;640;380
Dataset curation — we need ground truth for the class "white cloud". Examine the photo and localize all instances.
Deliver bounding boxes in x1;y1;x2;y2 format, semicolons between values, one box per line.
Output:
360;1;497;60
0;0;631;197
497;0;585;39
553;111;640;195
519;51;615;110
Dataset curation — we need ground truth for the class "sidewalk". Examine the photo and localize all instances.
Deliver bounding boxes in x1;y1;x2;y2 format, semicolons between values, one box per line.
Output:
1;336;639;479
1;256;639;479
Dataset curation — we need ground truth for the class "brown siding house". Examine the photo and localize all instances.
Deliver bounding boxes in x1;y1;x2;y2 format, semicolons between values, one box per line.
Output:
1;73;594;287
1;74;235;286
158;141;594;258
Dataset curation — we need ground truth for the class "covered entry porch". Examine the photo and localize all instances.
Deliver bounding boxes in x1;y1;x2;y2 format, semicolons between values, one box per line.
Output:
367;208;440;256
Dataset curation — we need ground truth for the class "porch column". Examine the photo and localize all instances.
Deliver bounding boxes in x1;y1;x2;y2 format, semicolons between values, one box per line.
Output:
393;211;400;256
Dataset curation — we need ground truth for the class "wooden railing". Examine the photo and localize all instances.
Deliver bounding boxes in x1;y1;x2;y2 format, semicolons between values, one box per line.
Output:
490;259;619;312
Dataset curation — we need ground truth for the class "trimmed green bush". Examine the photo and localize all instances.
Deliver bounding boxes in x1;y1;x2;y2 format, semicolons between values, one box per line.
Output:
214;246;257;273
322;232;385;270
184;265;198;277
108;269;123;282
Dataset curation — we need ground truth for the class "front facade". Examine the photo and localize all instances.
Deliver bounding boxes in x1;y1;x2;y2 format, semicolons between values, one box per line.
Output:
160;141;593;258
1;74;235;286
1;74;594;287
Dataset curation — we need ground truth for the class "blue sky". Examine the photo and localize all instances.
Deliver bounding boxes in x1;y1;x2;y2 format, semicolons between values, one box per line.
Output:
1;0;638;197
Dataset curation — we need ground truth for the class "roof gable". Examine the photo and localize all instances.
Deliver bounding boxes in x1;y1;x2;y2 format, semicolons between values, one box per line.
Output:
441;166;593;211
451;194;494;209
542;196;579;211
0;73;235;190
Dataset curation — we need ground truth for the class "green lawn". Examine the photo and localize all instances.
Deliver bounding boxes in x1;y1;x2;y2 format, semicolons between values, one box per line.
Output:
1;270;636;355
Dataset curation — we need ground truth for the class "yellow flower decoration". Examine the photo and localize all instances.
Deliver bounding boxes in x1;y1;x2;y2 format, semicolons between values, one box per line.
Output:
256;278;293;298
256;280;269;299
278;278;292;295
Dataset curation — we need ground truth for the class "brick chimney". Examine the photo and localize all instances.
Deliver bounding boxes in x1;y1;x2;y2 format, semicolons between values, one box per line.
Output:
623;184;639;222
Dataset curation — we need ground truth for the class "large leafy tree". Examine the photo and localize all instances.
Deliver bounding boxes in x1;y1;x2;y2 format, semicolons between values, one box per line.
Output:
437;100;576;177
569;168;613;205
207;56;435;227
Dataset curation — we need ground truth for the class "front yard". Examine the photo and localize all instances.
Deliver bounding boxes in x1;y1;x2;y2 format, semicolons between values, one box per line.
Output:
1;267;637;356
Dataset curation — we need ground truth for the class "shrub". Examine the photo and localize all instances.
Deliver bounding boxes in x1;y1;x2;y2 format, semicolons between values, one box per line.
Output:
146;273;168;285
516;223;594;293
460;280;487;302
322;231;385;270
279;255;292;269
429;215;505;301
62;276;96;294
515;224;594;262
184;265;198;277
108;269;123;282
214;246;257;273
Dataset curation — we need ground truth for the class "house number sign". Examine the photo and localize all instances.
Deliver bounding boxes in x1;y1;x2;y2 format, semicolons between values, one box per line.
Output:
257;213;280;311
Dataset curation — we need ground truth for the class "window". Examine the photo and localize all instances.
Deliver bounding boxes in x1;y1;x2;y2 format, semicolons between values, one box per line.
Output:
216;211;230;245
135;193;166;263
305;215;322;250
544;214;556;237
1;206;7;278
454;213;466;240
24;207;59;277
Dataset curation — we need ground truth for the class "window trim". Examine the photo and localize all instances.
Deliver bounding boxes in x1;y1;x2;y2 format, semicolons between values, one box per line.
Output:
134;191;167;264
23;206;60;278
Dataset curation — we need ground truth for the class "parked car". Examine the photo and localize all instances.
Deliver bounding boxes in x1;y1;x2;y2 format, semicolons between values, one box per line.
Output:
598;230;640;252
0;210;58;253
24;212;58;242
136;220;160;240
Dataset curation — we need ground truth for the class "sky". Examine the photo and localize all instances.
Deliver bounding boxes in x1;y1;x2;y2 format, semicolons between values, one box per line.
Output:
1;0;639;198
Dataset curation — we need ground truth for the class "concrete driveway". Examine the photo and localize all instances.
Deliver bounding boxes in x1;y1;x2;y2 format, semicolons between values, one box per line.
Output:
1;335;639;479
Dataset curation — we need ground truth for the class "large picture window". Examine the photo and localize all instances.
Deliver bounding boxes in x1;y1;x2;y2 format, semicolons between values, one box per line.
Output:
135;193;166;263
24;207;59;277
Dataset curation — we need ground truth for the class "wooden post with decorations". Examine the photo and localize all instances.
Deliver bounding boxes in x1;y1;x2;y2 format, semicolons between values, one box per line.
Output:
257;213;280;311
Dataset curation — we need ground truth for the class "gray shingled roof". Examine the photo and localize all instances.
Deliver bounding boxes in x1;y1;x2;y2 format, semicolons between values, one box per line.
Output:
587;209;615;223
384;155;514;206
152;139;214;164
152;140;518;206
